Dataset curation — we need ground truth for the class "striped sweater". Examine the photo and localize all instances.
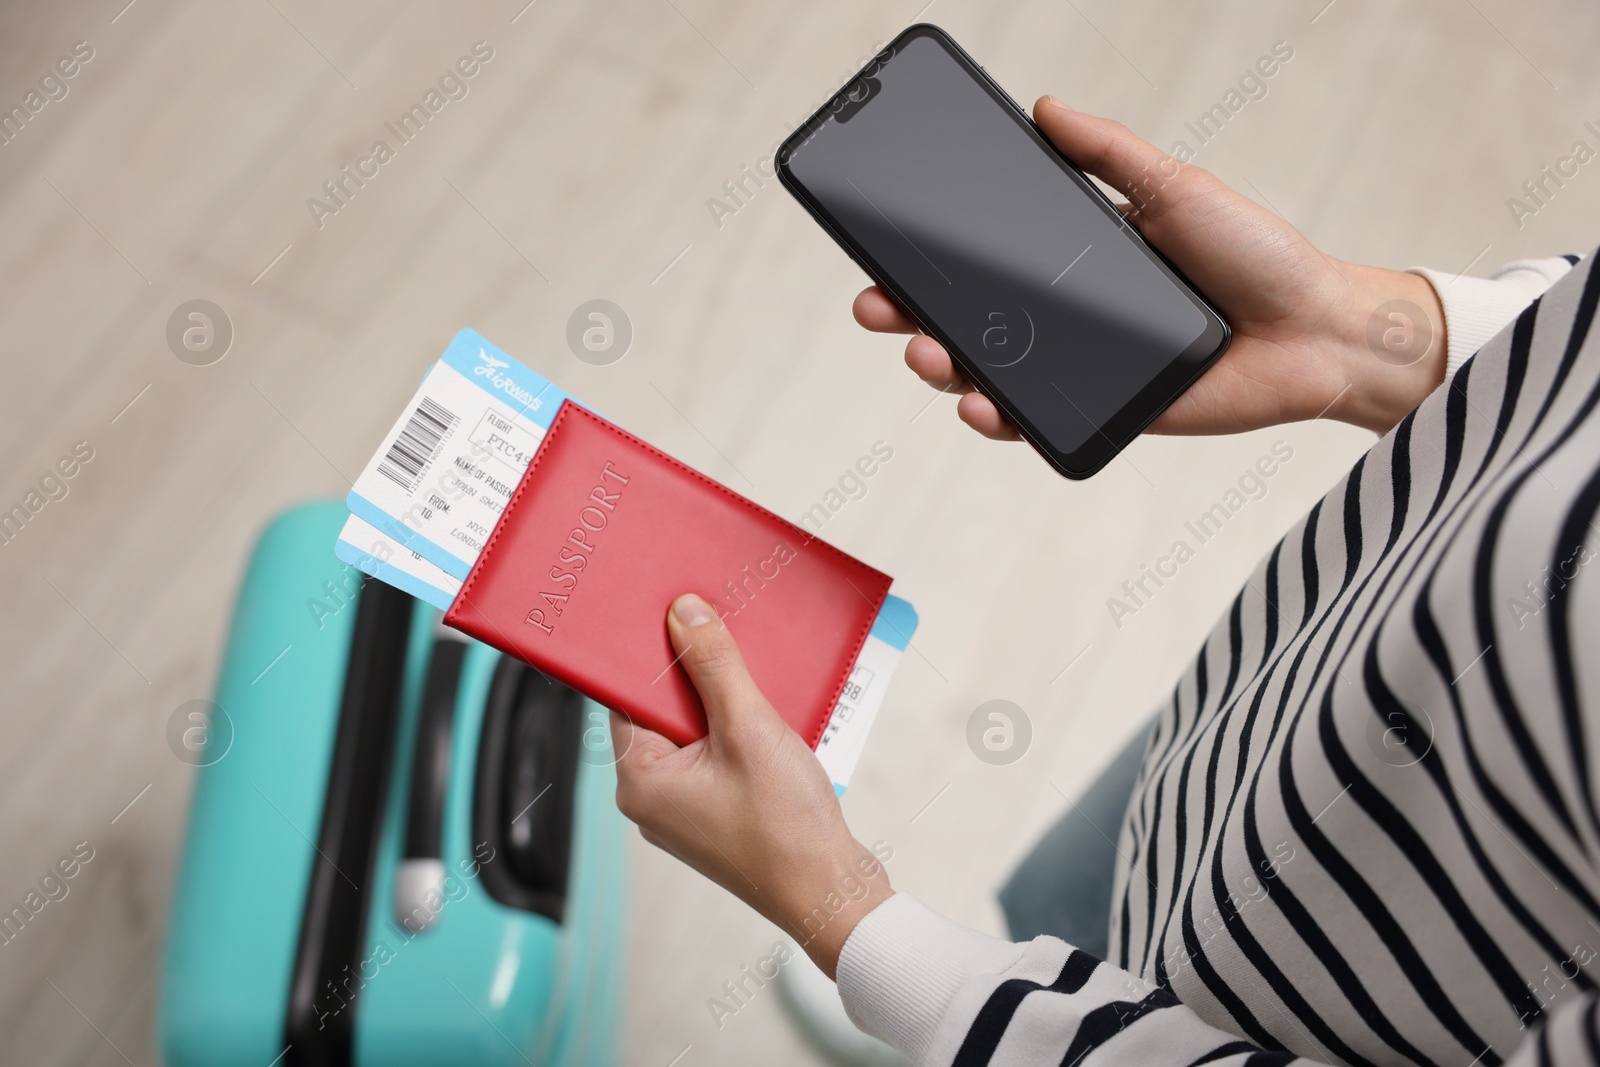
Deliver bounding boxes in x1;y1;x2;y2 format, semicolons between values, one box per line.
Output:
837;249;1597;1067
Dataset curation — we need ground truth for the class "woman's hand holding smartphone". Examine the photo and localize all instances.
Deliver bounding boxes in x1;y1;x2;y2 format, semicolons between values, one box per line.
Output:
778;25;1449;475
856;97;1449;445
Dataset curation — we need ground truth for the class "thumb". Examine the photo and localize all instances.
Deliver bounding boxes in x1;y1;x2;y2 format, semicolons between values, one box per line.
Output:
1032;97;1212;221
665;593;771;736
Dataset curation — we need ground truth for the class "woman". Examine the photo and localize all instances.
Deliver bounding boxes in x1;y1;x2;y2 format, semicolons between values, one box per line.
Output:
614;98;1594;1065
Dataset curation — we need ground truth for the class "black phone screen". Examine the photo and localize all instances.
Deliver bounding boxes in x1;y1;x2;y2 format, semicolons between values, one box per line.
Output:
779;26;1229;476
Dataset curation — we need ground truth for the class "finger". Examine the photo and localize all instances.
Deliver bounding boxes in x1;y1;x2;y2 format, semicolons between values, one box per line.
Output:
956;391;1023;441
1031;97;1213;221
1115;201;1145;233
610;711;683;824
905;335;975;393
853;287;921;334
665;593;773;736
610;709;677;770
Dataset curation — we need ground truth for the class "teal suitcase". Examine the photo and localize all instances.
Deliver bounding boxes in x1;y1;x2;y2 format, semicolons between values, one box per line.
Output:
158;501;628;1066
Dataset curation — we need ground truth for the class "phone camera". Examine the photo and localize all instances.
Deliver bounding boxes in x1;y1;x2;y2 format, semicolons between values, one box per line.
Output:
833;77;881;123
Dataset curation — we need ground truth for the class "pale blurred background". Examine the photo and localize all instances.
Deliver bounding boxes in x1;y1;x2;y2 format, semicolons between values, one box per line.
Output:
2;0;1598;1063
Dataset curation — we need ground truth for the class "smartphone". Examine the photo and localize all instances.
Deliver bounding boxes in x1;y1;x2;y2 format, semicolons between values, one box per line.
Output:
777;24;1231;479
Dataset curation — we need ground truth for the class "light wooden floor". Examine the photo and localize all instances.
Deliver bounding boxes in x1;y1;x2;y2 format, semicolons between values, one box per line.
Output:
2;0;1598;1063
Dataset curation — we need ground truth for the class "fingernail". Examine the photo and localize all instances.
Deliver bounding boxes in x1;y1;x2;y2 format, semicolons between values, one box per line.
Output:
1044;95;1071;111
672;593;714;627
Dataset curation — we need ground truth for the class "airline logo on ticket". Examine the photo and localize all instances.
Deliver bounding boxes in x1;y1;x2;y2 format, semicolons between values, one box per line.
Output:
347;328;574;580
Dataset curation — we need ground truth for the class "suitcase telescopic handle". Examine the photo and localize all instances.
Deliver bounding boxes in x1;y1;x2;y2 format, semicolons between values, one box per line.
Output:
393;621;468;933
283;578;413;1067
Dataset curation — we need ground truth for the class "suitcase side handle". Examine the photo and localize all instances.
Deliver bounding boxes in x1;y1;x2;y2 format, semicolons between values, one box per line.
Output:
472;660;584;923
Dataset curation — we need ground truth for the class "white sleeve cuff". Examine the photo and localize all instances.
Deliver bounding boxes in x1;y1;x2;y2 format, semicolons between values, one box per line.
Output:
835;893;1024;1065
1407;257;1574;381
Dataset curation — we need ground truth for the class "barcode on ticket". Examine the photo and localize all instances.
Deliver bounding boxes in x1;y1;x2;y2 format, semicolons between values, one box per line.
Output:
378;396;458;491
347;327;578;580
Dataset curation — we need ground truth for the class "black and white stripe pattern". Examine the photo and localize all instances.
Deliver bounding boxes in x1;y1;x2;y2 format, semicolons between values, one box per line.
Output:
914;250;1600;1066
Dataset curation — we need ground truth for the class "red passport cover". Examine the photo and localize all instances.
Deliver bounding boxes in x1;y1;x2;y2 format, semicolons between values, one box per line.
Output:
444;400;892;749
